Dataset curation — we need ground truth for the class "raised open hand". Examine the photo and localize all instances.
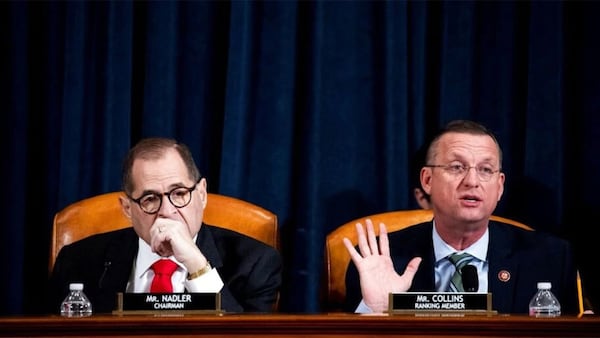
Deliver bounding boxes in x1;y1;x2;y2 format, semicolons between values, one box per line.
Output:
343;219;421;313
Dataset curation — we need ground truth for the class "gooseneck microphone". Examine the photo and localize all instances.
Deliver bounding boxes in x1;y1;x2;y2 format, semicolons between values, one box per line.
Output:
98;261;112;288
461;264;479;292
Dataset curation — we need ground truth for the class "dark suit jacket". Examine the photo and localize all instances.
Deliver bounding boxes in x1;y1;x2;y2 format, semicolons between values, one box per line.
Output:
345;220;579;314
47;224;282;314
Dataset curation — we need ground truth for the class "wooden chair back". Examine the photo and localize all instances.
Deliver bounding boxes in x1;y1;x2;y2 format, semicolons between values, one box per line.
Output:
49;192;279;274
321;209;532;311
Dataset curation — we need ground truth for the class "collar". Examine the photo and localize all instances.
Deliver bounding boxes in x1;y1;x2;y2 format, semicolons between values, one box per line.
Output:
134;234;198;278
432;220;489;263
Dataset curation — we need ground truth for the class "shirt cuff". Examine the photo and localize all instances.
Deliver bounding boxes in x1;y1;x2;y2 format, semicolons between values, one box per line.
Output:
355;299;374;313
183;267;224;292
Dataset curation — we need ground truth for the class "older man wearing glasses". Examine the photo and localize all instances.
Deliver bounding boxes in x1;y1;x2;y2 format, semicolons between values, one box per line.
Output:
48;138;282;313
344;120;579;315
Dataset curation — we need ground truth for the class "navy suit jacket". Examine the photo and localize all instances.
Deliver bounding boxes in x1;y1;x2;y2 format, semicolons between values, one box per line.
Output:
48;224;282;314
345;220;579;314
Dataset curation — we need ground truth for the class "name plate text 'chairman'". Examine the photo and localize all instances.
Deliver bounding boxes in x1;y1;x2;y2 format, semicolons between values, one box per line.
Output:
113;292;222;315
389;292;496;315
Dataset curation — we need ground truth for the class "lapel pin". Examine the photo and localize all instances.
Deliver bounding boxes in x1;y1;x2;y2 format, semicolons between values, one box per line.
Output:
498;270;511;282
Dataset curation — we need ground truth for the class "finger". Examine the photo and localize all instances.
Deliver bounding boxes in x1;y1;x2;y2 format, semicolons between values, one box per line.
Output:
150;229;169;255
159;243;174;257
153;238;173;257
355;222;371;256
151;222;168;238
150;235;163;254
365;219;379;255
155;245;166;257
343;238;363;263
378;222;390;257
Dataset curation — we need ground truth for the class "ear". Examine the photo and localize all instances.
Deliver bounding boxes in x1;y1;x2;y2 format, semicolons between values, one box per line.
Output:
119;194;132;220
497;172;506;202
198;178;208;208
414;188;431;210
420;167;433;195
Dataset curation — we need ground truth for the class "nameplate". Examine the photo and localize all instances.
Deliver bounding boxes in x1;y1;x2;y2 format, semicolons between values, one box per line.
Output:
389;292;496;315
113;292;222;315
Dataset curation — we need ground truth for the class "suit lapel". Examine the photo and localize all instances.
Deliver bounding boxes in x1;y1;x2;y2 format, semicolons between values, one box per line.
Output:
195;224;224;268
98;228;138;291
397;222;436;291
487;222;519;312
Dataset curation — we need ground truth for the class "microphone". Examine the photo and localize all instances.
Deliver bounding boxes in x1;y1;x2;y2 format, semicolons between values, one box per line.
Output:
461;264;479;292
98;261;112;288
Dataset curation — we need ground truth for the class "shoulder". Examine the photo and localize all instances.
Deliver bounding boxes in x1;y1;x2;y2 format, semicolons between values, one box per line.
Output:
61;227;136;251
387;221;433;239
200;224;281;274
386;222;433;254
488;221;571;252
56;228;137;265
203;224;268;244
202;224;279;256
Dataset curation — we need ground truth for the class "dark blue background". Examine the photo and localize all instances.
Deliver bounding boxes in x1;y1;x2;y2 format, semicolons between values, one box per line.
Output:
2;1;598;314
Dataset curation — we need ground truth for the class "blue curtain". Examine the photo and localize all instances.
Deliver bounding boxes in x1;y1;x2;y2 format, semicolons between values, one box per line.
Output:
2;0;599;314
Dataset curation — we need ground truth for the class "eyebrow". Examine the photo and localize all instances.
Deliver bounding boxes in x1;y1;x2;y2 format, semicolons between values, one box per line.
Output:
137;182;190;196
445;152;497;163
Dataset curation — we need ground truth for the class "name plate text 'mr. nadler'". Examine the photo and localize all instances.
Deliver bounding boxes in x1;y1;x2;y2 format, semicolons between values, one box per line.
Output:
113;292;222;315
389;292;496;315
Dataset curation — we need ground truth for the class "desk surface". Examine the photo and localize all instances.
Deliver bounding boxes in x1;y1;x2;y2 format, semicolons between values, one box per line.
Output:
1;313;598;337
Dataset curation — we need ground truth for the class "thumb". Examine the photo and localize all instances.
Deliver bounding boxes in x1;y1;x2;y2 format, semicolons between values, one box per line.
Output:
403;257;422;279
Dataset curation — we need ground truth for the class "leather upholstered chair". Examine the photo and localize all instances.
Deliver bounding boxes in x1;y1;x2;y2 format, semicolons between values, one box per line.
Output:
321;209;535;312
49;192;279;274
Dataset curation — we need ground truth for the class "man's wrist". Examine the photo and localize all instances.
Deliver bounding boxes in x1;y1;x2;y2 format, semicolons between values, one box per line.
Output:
187;262;212;280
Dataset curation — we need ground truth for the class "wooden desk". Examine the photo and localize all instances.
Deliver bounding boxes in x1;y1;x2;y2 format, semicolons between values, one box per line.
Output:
1;313;598;337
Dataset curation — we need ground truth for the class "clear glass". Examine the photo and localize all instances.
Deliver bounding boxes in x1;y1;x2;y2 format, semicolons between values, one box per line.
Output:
528;282;561;318
60;283;93;317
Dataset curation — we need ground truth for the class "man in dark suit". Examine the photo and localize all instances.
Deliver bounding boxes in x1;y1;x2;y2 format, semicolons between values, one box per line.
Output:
343;120;579;314
48;137;282;313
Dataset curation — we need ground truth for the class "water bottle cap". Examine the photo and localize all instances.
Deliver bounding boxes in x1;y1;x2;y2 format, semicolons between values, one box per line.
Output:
537;282;552;289
69;283;84;291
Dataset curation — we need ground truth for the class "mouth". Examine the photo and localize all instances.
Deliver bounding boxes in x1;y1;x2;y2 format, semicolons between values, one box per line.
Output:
460;194;482;203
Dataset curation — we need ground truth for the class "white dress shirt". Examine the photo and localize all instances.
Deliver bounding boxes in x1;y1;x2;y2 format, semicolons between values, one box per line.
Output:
432;224;489;293
126;237;224;293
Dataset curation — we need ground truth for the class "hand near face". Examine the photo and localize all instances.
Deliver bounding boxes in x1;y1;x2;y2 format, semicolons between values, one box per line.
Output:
343;219;422;313
150;218;207;269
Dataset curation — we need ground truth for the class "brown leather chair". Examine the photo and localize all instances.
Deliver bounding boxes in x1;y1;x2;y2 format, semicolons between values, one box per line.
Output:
321;209;536;311
49;192;279;274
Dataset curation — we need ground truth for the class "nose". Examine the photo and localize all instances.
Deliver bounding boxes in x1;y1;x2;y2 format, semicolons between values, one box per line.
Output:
157;194;178;216
462;167;480;186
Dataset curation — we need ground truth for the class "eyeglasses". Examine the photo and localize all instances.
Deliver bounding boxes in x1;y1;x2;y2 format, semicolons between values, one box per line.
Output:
424;164;500;182
127;178;201;214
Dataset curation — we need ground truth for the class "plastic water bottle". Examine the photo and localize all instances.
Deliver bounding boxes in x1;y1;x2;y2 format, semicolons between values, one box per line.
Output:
528;282;561;317
60;283;93;317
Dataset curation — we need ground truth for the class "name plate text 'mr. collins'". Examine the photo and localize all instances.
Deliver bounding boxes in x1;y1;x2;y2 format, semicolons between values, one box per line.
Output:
113;292;222;315
389;292;495;315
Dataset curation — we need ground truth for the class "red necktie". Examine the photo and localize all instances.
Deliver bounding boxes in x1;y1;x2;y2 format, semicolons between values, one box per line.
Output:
150;259;178;293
